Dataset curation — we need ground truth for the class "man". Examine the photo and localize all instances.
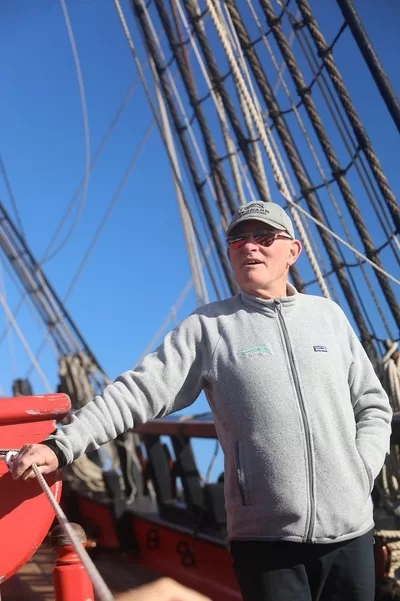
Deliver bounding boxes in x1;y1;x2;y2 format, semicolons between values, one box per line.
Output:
11;201;392;600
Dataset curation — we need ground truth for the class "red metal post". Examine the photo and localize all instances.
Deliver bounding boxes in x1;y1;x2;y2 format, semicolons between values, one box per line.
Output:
51;523;95;601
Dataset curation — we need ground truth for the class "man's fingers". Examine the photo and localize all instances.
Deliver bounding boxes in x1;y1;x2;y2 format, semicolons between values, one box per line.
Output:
10;444;58;480
21;464;52;480
22;467;36;481
14;443;32;461
11;446;40;479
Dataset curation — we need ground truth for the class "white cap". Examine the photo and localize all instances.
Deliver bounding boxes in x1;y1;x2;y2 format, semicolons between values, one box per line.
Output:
226;201;295;238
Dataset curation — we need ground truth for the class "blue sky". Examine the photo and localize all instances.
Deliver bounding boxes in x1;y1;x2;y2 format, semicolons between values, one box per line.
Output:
0;0;399;477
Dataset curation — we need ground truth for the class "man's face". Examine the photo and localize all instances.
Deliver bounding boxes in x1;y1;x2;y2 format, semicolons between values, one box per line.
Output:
227;220;301;297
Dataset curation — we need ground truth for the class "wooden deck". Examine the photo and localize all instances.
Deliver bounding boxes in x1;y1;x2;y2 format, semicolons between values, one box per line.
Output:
3;531;400;601
0;538;157;601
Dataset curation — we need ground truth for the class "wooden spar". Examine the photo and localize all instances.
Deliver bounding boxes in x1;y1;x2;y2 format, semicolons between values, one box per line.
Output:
133;417;217;439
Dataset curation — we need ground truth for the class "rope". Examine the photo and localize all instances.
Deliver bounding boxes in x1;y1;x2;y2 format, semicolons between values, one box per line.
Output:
259;0;400;327
0;294;52;392
223;1;375;358
0;259;60;360
180;0;270;204
187;3;315;293
0;202;106;372
0;260;17;379
373;343;400;582
290;0;400;238
120;0;237;294
25;120;157;382
153;68;210;306
248;0;395;339
41;78;139;266
2;451;114;601
47;0;92;262
162;0;258;205
65;453;110;494
149;0;237;217
214;0;271;201
0;153;25;239
335;0;400;136
382;342;400;412
201;0;329;299
220;13;339;298
216;0;339;298
148;0;256;209
278;0;400;267
379;342;400;529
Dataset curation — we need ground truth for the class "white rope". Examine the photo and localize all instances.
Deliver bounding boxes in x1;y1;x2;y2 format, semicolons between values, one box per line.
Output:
113;0;236;302
379;342;400;526
203;0;330;298
133;234;218;367
0;226;79;356
222;1;336;296
0;294;52;392
171;0;259;203
382;342;400;412
151;57;209;305
138;0;254;206
227;2;335;297
0;260;61;361
200;0;400;289
246;0;396;326
0;260;16;379
27;121;157;383
48;0;92;261
3;451;114;601
214;0;271;201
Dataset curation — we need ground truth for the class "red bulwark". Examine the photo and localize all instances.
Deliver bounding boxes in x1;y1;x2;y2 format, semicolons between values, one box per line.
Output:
0;394;70;585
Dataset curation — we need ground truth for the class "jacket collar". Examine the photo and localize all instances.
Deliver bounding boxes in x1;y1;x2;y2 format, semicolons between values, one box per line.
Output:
239;283;298;317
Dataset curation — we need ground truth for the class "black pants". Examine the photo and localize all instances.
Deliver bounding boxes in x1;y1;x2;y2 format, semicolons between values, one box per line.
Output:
231;530;375;601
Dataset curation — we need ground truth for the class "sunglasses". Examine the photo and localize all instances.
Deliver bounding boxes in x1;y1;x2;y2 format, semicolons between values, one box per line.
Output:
226;228;293;249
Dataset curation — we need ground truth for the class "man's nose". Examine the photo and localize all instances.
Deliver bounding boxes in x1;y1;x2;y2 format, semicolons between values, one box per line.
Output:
242;234;258;248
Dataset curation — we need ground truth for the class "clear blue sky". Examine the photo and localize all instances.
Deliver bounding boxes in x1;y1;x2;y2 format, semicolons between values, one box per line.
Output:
0;0;399;477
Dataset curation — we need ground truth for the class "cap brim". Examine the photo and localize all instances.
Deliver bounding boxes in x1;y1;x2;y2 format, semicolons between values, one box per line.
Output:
226;215;290;236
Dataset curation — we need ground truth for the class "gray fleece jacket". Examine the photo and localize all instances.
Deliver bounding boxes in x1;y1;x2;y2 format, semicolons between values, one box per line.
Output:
46;285;392;543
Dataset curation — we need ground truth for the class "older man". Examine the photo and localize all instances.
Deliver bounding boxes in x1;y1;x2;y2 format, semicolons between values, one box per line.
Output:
12;201;391;601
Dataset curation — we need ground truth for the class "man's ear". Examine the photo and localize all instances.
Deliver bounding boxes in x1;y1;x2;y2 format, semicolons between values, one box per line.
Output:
288;240;302;266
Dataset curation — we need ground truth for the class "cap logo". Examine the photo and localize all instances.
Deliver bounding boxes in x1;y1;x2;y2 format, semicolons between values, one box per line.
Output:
237;202;270;218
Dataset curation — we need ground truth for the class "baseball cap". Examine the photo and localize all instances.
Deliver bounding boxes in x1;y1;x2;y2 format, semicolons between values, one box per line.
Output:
226;201;295;238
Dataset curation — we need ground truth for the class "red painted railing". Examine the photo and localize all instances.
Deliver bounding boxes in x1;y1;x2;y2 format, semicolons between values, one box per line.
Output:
0;394;70;584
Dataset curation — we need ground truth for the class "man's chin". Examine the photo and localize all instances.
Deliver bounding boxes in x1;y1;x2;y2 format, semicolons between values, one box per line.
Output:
240;278;269;293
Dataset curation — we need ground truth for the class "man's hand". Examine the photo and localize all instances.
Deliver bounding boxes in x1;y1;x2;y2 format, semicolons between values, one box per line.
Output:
115;579;211;601
10;443;59;480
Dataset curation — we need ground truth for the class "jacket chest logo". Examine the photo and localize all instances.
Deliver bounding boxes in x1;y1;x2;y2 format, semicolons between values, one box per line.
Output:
239;344;273;357
313;345;328;352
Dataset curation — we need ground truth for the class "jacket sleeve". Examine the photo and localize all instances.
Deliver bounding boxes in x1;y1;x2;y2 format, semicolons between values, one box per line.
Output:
43;312;208;465
347;321;392;483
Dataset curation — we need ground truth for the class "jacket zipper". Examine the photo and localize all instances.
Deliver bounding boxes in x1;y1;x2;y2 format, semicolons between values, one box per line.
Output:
235;441;248;506
275;300;315;542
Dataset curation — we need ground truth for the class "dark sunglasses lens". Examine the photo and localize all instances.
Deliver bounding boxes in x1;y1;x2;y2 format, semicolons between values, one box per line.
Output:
253;233;274;246
228;236;245;249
